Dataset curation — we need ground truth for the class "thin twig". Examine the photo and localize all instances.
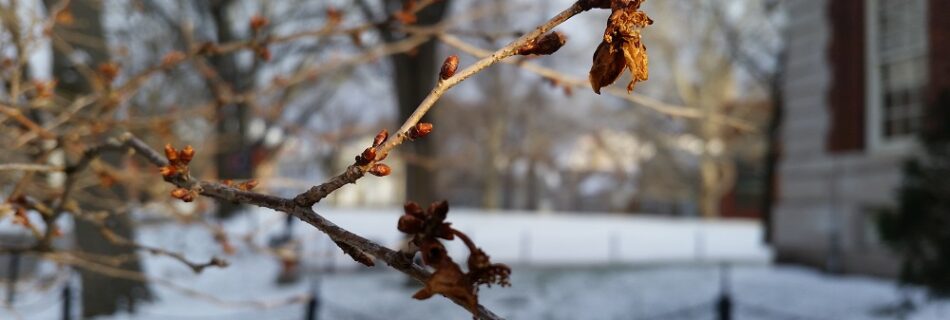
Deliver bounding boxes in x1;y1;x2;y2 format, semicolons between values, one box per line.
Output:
116;134;503;319
294;1;595;208
438;34;757;132
45;252;308;309
0;164;63;172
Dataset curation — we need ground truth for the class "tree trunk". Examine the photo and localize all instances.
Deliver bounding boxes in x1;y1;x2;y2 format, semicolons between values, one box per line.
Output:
44;0;152;316
761;56;786;243
385;0;451;205
208;0;255;218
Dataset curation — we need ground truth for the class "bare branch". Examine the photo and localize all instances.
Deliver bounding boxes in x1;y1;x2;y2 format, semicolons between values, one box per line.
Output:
294;1;596;208
438;34;757;132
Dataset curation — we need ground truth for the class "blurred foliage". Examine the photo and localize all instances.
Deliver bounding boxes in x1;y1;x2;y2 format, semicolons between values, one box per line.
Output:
878;90;950;296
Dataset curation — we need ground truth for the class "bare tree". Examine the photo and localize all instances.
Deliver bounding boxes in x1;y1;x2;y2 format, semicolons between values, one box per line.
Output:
42;0;152;316
0;1;766;319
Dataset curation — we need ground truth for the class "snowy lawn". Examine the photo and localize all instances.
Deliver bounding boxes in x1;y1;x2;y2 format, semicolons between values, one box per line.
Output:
3;208;949;319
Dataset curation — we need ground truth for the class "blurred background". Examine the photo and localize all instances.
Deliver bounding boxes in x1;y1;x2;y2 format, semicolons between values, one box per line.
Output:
1;0;949;319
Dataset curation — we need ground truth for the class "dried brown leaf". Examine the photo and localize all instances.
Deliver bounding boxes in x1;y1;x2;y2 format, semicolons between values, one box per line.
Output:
588;0;652;94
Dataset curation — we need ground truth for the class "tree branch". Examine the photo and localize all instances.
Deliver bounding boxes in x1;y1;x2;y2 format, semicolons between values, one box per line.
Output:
118;133;503;319
294;1;595;207
437;34;757;132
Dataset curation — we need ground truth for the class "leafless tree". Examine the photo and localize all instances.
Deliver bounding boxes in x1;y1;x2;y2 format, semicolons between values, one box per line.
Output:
0;1;764;318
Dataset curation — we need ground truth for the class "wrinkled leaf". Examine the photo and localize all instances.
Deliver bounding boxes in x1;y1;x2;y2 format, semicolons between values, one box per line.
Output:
413;259;478;312
588;0;653;94
589;41;626;94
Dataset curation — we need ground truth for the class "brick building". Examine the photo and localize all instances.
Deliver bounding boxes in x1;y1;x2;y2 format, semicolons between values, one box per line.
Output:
773;0;950;276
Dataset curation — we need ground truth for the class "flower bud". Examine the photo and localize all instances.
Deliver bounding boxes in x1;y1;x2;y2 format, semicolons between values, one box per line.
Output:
373;129;389;147
362;147;377;163
256;46;271;61
179;145;195;164
171;188;193;202
249;15;269;31
408;123;433;140
517;31;567;56
161;51;187;67
98;62;120;83
369;163;391;177
239;179;259;191
440;55;458;80
164;144;179;163
397;214;424;234
159;166;177;178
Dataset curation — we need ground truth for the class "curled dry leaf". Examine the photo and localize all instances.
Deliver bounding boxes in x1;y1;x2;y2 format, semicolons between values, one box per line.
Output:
413;258;478;312
397;201;511;318
588;0;653;94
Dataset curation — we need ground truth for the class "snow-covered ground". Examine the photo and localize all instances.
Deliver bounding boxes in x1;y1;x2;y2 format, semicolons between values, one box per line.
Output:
2;208;948;319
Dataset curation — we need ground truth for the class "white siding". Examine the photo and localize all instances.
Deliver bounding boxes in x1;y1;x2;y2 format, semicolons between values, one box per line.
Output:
774;0;905;276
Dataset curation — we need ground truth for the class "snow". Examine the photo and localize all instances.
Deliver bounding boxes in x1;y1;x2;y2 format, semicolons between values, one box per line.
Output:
2;208;949;320
303;207;772;267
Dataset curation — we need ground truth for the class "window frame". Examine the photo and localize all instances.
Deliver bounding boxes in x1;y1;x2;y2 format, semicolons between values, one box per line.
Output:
864;0;928;153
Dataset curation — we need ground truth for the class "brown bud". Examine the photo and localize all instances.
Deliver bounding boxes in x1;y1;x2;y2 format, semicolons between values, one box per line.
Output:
198;42;218;55
159;166;177;178
440;55;458;80
429;200;449;219
326;7;343;27
373;129;389;147
517;31;567;56
404;201;425;218
369;163;391;177
222;179;234;187
97;62;120;83
397;214;424;234
408;122;433;140
256;46;271;61
171;188;192;202
178;145;195;164
54;10;75;26
355;155;368;165
249;15;269;31
239;179;259;191
164;144;179;163
361;147;377;163
580;0;612;10
161;51;187;67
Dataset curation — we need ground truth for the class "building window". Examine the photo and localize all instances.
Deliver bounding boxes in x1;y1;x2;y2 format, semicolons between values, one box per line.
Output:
867;0;928;148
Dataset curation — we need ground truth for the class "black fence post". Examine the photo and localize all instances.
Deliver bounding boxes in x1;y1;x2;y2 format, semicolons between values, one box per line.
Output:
305;279;321;320
5;253;20;304
716;263;732;320
62;281;73;320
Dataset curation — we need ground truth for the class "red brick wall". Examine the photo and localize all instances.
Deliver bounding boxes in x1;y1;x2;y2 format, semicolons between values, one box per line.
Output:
826;0;867;152
928;0;950;106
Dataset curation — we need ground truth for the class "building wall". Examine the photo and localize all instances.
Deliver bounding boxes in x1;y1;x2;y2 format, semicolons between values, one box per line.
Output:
773;0;904;277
